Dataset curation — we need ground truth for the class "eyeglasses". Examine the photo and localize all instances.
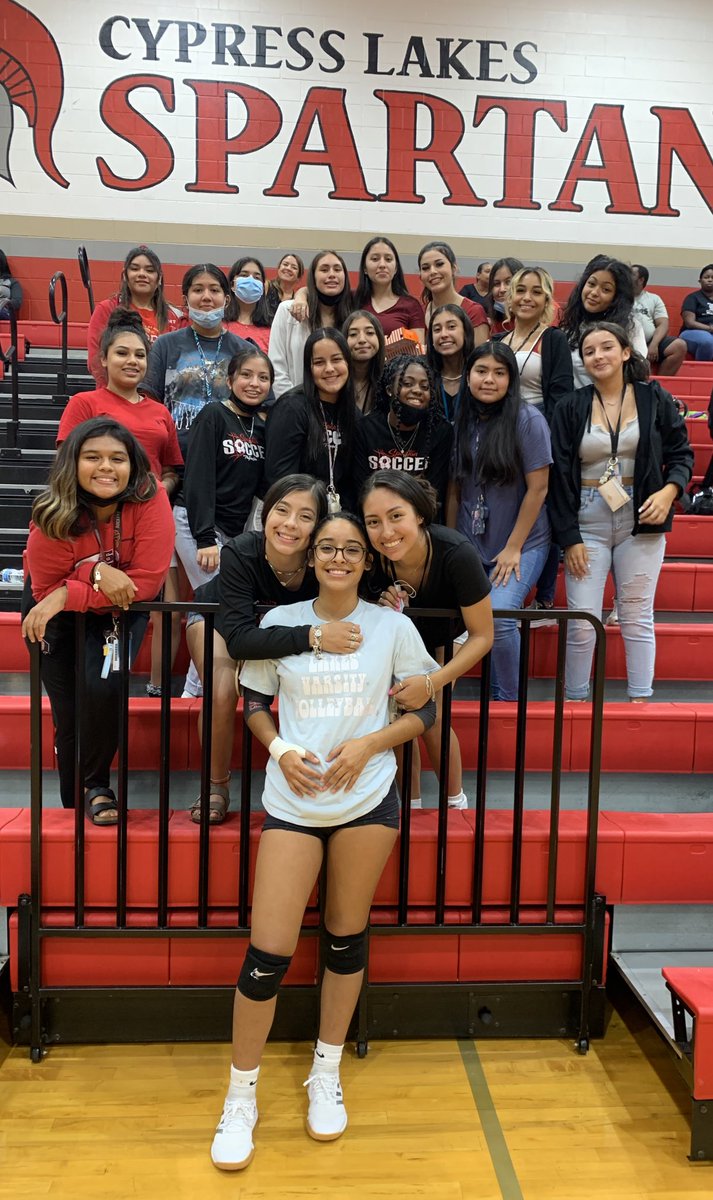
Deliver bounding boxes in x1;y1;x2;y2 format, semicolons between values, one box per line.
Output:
313;542;366;564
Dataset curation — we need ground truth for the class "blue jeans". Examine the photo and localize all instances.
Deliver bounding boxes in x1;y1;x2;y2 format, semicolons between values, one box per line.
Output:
680;329;713;361
489;542;550;700
564;488;665;699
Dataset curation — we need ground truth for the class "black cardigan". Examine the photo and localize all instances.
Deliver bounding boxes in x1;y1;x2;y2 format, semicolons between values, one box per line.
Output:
540;327;574;422
549;380;694;548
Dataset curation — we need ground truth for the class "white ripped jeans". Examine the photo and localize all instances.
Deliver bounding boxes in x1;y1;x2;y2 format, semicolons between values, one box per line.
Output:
564;487;666;699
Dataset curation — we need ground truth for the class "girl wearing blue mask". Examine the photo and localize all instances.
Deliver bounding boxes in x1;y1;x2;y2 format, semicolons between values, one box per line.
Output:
143;264;252;595
225;257;272;351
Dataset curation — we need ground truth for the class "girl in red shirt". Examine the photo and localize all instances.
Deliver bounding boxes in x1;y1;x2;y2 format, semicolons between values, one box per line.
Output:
86;246;182;384
22;418;174;823
418;241;490;342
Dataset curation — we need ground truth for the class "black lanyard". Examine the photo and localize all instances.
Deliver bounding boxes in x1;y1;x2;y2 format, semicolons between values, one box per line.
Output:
593;385;626;459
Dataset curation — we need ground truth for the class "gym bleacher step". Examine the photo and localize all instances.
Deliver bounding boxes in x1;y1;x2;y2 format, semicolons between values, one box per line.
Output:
0;418;58;451
611;904;713;1045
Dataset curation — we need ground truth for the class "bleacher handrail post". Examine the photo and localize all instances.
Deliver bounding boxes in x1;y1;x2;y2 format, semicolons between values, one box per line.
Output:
77;246;95;315
48;271;69;401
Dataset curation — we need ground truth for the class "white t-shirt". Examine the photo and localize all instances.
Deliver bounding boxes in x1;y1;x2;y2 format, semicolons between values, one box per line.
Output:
240;598;438;826
632;291;668;344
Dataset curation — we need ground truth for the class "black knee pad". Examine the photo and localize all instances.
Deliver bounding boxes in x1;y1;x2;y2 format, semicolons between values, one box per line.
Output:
237;943;291;1000
322;926;367;975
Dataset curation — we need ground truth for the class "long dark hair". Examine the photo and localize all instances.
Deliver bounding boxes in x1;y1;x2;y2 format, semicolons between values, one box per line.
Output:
0;249;10;276
117;245;171;331
224;256;272;327
353;236;410;307
483;257;524;323
306;250;353;332
561;255;636;348
454;341;523;485
342;310;386;414
418;240;458;307
302;328;357;463
426;305;475;421
32;418;156;540
578;321;650;385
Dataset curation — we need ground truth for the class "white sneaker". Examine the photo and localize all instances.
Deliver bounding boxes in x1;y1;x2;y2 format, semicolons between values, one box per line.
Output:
447;792;468;810
210;1097;258;1170
304;1072;347;1141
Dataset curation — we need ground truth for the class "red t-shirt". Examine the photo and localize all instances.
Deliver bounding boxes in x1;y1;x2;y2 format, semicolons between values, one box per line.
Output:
25;487;175;611
461;298;489;330
87;296;182;384
363;295;425;336
224;321;271;352
57;387;183;478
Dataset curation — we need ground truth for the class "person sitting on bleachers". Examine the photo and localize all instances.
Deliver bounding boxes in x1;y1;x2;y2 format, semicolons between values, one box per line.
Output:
680;265;713;362
631;265;686;376
0;250;22;319
459;261;492;305
87;246;182;384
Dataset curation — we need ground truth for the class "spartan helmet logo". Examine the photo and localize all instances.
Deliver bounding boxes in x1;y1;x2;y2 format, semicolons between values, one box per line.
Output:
0;0;68;187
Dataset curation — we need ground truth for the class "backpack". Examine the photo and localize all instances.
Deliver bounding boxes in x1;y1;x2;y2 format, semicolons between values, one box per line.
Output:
689;487;713;516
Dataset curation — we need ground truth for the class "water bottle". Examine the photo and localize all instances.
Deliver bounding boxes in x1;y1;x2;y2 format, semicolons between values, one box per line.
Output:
1;568;24;585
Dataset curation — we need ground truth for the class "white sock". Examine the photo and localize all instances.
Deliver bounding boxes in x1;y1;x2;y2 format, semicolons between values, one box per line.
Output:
312;1039;343;1075
227;1063;259;1101
409;797;422;809
448;791;467;806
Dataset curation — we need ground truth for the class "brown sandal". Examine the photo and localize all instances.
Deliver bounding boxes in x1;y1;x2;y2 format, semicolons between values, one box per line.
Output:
190;774;230;825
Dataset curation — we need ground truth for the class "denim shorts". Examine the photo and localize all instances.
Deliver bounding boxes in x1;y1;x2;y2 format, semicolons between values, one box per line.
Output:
262;779;400;842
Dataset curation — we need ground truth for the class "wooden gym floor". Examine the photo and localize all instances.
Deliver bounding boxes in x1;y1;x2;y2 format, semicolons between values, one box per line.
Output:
0;993;711;1199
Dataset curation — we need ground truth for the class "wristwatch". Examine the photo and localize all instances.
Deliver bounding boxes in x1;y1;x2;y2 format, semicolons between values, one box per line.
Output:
92;564;102;592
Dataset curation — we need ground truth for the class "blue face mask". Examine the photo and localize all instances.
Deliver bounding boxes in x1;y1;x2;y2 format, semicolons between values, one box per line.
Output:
233;276;264;304
188;304;225;330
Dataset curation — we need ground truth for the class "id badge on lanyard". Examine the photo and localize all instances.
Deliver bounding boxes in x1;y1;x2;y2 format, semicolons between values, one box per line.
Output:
595;389;632;513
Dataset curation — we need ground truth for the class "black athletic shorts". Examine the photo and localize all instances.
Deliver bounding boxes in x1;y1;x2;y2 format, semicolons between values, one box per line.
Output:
261;779;400;842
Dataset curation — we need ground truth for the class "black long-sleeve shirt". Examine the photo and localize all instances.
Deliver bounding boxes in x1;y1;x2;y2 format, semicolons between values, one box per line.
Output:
183;402;266;548
218;531;318;660
264;389;359;509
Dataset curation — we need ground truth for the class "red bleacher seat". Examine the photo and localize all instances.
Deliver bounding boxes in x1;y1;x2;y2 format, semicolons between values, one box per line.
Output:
662;967;713;1100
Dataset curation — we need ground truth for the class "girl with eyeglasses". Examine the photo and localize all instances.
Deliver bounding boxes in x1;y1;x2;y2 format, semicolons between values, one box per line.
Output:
211;511;438;1169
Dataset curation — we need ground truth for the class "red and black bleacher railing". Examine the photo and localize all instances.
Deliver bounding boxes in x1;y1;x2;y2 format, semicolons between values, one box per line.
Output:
4;603;607;1061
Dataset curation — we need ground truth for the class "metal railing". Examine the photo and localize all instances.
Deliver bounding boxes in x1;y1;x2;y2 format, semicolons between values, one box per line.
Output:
77;246;95;315
0;304;20;455
17;602;606;1060
48;271;69;402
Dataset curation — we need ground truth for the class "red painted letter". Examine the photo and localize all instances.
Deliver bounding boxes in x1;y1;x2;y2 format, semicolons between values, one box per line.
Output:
650;106;713;217
473;97;567;210
97;75;175;191
375;89;485;206
184;80;282;194
549;104;649;215
265;87;374;200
